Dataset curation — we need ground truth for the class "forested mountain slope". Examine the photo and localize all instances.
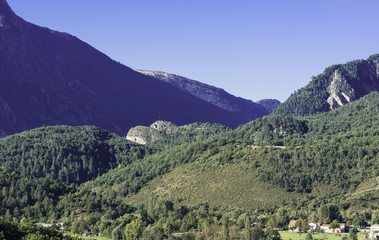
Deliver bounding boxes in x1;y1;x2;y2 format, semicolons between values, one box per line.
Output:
86;92;379;205
0;219;80;240
275;54;379;115
0;93;378;239
234;91;379;142
0;125;154;184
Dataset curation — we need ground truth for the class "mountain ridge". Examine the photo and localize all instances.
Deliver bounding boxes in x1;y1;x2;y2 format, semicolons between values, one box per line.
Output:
275;54;379;115
135;69;269;123
0;0;260;136
256;99;281;113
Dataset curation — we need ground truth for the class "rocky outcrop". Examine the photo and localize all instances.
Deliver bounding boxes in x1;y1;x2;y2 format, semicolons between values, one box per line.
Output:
327;70;356;109
126;126;161;145
150;120;175;131
126;120;228;145
135;70;269;123
126;121;177;144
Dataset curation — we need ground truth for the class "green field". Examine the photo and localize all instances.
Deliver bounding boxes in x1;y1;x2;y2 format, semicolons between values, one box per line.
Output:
81;237;110;240
280;231;366;240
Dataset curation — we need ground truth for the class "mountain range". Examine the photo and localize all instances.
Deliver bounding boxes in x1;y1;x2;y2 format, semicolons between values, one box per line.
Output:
135;70;271;122
1;0;379;239
0;0;268;136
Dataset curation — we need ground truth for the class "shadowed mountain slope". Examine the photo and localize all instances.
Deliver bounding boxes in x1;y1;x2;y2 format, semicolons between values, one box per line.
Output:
0;0;253;135
135;70;269;123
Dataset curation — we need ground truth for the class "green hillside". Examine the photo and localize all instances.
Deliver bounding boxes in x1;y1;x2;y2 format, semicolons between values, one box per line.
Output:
0;125;154;184
0;219;81;240
129;162;303;210
122;127;378;210
0;92;379;239
82;92;379;223
304;91;379;138
231;115;308;142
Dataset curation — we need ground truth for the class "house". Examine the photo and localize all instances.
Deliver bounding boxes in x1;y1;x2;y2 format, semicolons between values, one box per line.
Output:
58;222;64;230
338;223;346;232
320;224;331;232
288;220;299;232
308;222;320;231
370;224;379;239
36;223;53;228
320;223;346;233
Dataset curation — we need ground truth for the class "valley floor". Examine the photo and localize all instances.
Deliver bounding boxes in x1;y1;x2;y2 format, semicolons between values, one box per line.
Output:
74;230;368;240
280;231;366;240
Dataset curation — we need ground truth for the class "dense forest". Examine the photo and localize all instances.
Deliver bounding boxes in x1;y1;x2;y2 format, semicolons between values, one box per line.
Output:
0;92;379;239
0;219;81;240
0;125;154;184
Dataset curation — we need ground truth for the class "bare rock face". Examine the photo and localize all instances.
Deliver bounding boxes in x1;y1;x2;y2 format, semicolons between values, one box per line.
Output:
327;70;356;110
126;121;176;144
126;126;160;145
150;120;175;131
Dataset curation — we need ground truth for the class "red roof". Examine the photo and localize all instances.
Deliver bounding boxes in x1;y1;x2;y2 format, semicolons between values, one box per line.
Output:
288;220;298;227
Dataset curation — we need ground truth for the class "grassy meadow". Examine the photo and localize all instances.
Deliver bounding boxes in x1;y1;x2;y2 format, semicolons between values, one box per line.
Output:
280;231;367;240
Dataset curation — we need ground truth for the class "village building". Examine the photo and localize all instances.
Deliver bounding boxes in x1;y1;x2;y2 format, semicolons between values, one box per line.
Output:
36;223;53;228
36;222;64;229
308;222;321;231
288;220;299;232
320;224;330;232
338;223;346;232
320;223;346;233
370;224;379;239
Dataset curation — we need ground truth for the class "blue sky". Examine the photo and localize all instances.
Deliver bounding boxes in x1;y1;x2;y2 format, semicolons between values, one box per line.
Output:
8;0;379;102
